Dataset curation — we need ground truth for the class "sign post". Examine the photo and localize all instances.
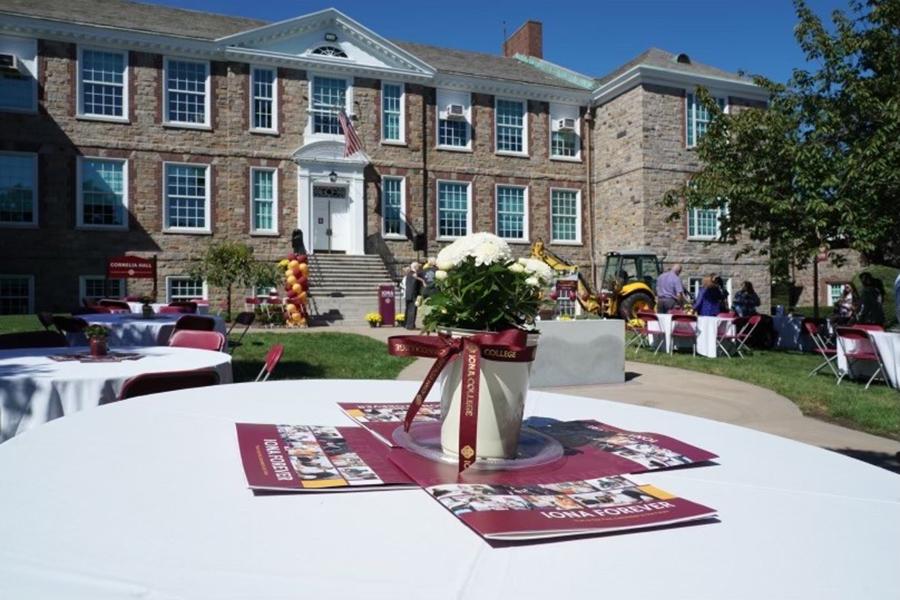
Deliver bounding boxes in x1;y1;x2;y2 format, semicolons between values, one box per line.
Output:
378;284;396;327
106;255;158;300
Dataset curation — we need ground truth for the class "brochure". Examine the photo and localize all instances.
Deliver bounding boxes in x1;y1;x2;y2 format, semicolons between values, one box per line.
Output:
236;423;413;491
391;449;716;541
338;402;441;446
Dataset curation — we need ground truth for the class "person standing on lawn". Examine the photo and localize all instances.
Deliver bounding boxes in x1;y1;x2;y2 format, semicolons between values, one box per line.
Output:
857;272;885;326
656;264;685;313
693;275;725;317
403;262;424;330
733;281;761;317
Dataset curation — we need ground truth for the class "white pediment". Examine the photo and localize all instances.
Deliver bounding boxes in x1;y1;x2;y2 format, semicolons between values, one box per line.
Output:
292;140;369;166
217;8;433;79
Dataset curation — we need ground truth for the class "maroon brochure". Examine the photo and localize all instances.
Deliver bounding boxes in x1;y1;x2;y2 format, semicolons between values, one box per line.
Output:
236;423;413;491
338;402;441;446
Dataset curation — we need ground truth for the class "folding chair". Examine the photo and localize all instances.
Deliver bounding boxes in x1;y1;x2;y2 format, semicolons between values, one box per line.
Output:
98;299;132;311
117;368;221;401
635;311;666;354
52;316;88;335
853;324;884;332
168;330;226;352
835;327;886;389
36;312;55;331
226;311;255;353
0;330;68;350
168;301;198;314
173;315;217;332
714;316;745;358
731;314;762;357
803;318;839;379
256;344;285;381
671;314;698;356
625;320;647;354
158;305;190;314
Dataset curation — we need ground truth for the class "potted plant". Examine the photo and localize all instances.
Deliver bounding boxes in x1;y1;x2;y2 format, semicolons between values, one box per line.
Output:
395;313;405;327
139;296;154;319
84;325;111;356
401;233;554;463
365;312;383;328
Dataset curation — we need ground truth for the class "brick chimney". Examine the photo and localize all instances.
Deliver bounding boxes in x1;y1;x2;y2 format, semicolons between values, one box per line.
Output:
503;20;542;59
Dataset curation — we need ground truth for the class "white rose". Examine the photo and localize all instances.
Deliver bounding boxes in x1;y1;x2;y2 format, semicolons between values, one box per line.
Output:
436;259;455;271
525;276;540;286
508;263;525;273
435;270;448;280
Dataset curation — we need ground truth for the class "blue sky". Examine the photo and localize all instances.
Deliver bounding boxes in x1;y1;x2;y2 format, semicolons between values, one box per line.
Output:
150;0;851;83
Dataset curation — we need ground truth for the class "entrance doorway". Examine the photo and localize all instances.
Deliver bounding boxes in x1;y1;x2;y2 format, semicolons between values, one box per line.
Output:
312;185;349;253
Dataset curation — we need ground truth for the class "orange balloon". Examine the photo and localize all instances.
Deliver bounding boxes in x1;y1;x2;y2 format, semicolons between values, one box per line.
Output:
292;283;302;294
298;263;308;274
288;260;299;270
287;275;298;287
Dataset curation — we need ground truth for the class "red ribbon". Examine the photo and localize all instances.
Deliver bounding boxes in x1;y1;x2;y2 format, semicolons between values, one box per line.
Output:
387;329;535;472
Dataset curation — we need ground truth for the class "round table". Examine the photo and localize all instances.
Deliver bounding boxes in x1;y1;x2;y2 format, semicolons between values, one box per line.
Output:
0;380;897;599
125;301;210;315
70;312;227;346
0;346;232;442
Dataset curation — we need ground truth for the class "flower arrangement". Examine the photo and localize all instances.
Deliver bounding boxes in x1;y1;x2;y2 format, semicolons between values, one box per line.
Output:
365;312;383;326
423;232;555;333
395;313;406;325
83;325;110;340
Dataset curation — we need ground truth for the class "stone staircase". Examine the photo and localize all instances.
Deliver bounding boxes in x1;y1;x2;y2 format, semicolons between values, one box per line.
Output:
306;254;397;325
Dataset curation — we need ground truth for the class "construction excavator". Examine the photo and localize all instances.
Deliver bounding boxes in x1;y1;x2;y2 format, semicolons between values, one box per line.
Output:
530;241;660;320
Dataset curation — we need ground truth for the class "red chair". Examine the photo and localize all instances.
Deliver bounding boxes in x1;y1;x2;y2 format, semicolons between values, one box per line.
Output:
52;316;88;335
158;305;188;314
117;368;221;401
0;330;68;349
853;324;884;332
835;327;886;389
168;330;226;352
803;318;839;379
98;299;132;311
174;315;217;332
635;310;666;354
730;314;763;357
256;344;285;381
168;301;198;313
671;314;698;355
226;311;255;352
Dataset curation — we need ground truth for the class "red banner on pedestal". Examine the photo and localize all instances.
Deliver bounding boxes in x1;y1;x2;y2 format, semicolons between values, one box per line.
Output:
106;255;156;279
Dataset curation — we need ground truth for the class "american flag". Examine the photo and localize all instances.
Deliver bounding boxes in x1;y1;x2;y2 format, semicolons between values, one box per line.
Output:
338;110;364;157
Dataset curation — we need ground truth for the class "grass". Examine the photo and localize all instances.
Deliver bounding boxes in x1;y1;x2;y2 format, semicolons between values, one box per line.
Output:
631;349;900;440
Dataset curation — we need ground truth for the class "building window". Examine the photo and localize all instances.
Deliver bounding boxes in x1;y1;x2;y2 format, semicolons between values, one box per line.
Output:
311;46;347;58
382;176;405;237
166;277;206;302
164;58;209;126
437;181;470;239
78;158;127;228
381;82;403;143
79;275;125;302
827;283;846;307
78;48;127;119
0;36;37;112
164;163;210;232
549;103;580;159
495;98;526;154
311;76;347;135
0;152;37;226
496;185;527;241
550;189;581;243
250;67;276;132
250;168;277;234
686;93;726;147
436;89;471;149
687;207;723;240
0;275;33;314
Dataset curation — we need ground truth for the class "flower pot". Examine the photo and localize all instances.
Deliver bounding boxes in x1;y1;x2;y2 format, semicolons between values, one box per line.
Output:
438;328;539;459
89;337;108;357
141;304;154;319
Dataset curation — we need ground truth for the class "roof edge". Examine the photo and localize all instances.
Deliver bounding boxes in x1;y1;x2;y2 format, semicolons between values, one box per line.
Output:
592;64;768;105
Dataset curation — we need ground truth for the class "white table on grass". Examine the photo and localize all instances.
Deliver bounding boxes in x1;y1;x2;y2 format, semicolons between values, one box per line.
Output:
1;380;897;599
0;346;232;442
837;330;900;389
70;312;227;346
695;315;737;358
126;301;211;315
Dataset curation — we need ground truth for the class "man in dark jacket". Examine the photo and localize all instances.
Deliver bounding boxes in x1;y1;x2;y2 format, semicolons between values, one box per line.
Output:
404;262;423;330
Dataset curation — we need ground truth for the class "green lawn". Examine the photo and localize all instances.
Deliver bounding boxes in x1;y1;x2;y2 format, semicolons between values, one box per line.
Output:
631;349;900;440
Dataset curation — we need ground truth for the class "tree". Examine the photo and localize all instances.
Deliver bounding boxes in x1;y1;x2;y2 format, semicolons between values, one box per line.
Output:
190;242;277;320
664;0;900;279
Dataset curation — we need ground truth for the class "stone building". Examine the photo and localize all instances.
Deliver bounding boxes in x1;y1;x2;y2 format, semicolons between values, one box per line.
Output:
0;1;771;316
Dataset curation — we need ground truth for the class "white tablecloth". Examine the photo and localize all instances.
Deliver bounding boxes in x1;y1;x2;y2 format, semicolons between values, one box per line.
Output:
70;312;226;346
1;380;897;599
0;346;232;442
837;330;900;388
126;301;210;315
695;316;736;358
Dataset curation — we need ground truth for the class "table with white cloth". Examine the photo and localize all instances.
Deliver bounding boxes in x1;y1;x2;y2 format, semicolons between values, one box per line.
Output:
837;330;900;388
125;301;210;315
646;312;672;353
1;380;897;600
69;312;227;346
695;315;737;358
0;345;232;442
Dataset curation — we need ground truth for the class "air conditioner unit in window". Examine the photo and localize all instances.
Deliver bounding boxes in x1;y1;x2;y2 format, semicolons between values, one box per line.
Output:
445;104;466;119
0;53;22;74
556;118;576;131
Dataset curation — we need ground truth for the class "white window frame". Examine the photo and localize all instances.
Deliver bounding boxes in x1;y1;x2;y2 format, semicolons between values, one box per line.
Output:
436;179;472;241
548;103;581;162
163;57;211;129
381;176;406;239
249;65;278;134
162;162;212;234
0;35;38;114
686;92;728;148
249;166;278;235
76;46;129;123
687;206;725;241
494;184;529;243
0;151;38;228
827;283;846;307
435;89;472;152
549;187;582;245
494;97;528;156
305;72;353;141
0;274;34;314
380;80;405;145
79;275;126;302
76;156;129;230
165;276;208;303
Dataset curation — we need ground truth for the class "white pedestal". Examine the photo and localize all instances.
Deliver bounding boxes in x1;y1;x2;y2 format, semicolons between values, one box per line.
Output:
529;319;625;387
